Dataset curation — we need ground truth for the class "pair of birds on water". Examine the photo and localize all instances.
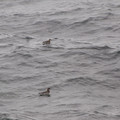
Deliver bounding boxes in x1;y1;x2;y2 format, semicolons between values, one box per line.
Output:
40;39;51;96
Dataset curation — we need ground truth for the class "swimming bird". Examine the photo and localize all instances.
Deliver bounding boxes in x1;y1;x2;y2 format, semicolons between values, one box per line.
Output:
39;88;50;96
42;39;51;45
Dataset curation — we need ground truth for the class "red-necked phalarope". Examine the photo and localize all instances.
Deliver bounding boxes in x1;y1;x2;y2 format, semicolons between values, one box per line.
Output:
39;88;50;96
42;39;51;45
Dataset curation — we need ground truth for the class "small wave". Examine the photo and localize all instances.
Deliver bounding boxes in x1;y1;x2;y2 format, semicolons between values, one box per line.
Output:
11;53;33;59
65;77;98;86
95;12;114;21
0;113;17;120
47;46;65;49
69;12;114;29
55;76;117;89
23;36;34;40
16;34;34;40
36;62;58;69
51;110;86;118
0;64;13;70
0;74;40;85
42;45;64;50
69;17;93;29
93;50;120;60
94;105;120;117
98;68;120;75
92;45;112;50
17;62;34;67
0;33;13;39
59;45;112;58
16;52;33;59
0;43;13;48
33;20;63;26
8;50;33;59
13;13;27;17
82;47;120;60
11;74;42;82
0;92;18;99
32;21;43;26
116;4;120;8
72;45;112;50
108;50;120;59
50;7;82;16
59;51;86;58
113;26;120;32
46;76;99;90
18;0;37;5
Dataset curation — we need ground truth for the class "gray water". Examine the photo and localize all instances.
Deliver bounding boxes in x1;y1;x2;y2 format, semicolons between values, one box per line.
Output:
0;0;120;120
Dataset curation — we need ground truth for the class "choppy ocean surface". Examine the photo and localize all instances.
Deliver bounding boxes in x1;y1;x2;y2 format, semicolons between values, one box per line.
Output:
0;0;120;120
